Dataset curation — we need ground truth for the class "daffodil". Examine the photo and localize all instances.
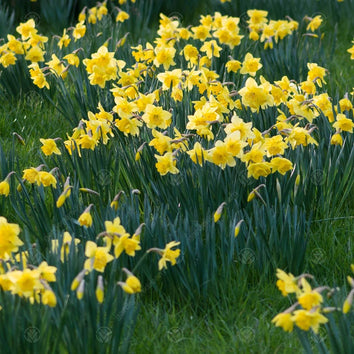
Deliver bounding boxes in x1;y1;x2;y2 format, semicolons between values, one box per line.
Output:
0;217;23;260
276;269;300;296
149;241;181;271
297;278;323;310
72;21;86;41
272;313;294;332
207;140;236;169
36;171;57;188
187;142;207;166
78;205;94;227
84;241;114;273
57;29;71;49
16;19;37;40
214;202;226;223
240;53;262;76
238;77;274;112
306;15;323;32
116;11;130;23
25;45;45;62
28;63;49;89
0;180;10;197
155;152;179;175
0;171;15;197
307;63;326;87
96;275;104;303
226;59;241;73
333;114;354;133
264;135;288;157
330;133;343;146
118;269;141;294
153;46;176;70
270;157;293;175
292;308;328;333
142;104;172;129
40;138;61;156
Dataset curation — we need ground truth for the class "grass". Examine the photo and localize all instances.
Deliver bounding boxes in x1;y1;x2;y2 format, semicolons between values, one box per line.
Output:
132;281;301;354
0;97;71;166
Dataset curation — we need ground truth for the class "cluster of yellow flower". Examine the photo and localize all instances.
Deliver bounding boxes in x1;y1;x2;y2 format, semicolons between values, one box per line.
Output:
246;9;298;49
272;267;354;334
62;13;349;177
0;210;181;307
0;217;57;307
78;1;108;25
59;59;351;179
0;1;115;90
1;7;352;186
22;165;58;188
83;46;126;88
69;217;180;302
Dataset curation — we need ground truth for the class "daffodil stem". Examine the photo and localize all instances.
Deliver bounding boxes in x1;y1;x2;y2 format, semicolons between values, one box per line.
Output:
132;251;150;274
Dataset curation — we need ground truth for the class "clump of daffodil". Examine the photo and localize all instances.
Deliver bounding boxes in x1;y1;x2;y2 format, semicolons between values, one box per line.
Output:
102;217;142;259
0;259;57;307
83;45;125;88
272;268;354;335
